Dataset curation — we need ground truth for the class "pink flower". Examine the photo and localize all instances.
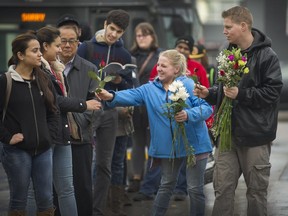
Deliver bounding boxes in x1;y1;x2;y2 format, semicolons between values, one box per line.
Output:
242;56;247;62
228;55;234;61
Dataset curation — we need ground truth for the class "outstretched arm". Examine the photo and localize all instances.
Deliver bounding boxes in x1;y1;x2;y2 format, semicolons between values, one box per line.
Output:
96;89;114;101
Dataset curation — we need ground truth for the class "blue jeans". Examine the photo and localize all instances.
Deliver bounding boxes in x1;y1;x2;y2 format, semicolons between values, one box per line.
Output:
1;144;53;211
151;158;183;216
111;136;128;185
186;158;208;216
52;145;77;216
27;145;78;216
139;157;161;196
174;160;187;195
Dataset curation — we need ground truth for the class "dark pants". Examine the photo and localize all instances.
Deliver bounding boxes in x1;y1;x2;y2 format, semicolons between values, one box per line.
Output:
93;109;118;216
72;143;93;216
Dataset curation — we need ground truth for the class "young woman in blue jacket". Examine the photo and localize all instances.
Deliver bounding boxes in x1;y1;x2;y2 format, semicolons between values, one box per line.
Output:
97;49;213;216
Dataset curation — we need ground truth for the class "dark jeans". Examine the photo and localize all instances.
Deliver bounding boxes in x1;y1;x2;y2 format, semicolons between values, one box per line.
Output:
139;157;161;196
2;144;53;211
93;109;118;215
111;136;129;185
72;143;93;216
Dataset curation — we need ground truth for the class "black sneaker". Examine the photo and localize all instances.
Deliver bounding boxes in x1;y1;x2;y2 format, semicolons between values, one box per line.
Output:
133;192;153;201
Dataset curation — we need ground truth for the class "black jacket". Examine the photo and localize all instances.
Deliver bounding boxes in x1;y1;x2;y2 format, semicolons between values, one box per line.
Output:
206;28;283;147
0;66;59;155
41;61;87;145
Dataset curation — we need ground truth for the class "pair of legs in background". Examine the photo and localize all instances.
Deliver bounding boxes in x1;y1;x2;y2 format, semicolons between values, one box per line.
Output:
151;157;208;216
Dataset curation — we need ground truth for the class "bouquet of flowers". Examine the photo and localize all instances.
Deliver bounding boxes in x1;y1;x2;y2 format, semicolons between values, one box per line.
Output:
211;47;249;152
163;80;196;167
88;60;115;93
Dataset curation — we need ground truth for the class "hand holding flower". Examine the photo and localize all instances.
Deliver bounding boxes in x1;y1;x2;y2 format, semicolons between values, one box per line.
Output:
211;47;249;152
223;86;239;99
193;84;209;98
175;110;188;123
95;89;114;101
85;99;102;111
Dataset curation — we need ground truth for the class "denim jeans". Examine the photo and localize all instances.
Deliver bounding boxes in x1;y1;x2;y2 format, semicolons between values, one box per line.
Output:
174;160;188;195
111;136;128;185
151;158;183;216
26;145;78;216
1;144;53;211
139;157;161;196
52;145;77;216
186;158;208;216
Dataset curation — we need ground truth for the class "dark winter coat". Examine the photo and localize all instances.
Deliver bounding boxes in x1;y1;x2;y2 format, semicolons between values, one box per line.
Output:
206;28;283;147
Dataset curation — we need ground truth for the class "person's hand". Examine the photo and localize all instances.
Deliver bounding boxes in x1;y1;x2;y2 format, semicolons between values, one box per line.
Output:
86;99;102;110
10;133;24;145
175;110;188;123
95;89;114;101
111;74;122;84
193;84;209;98
223;86;238;99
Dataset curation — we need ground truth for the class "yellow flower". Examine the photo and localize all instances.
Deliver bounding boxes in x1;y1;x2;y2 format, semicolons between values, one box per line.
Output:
238;59;246;66
244;67;249;74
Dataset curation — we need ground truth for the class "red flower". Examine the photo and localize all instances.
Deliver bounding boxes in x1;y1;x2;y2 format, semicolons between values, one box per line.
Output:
233;62;239;69
219;70;225;76
99;60;106;68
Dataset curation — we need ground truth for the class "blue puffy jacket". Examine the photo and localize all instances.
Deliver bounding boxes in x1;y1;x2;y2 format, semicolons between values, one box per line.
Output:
107;75;213;158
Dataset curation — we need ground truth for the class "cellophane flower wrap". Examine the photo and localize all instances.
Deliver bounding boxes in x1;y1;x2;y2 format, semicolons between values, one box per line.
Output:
211;47;249;152
163;80;196;167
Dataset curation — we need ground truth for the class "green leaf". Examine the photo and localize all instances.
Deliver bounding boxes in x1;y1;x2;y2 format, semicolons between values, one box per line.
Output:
103;75;116;82
88;71;101;82
98;80;106;89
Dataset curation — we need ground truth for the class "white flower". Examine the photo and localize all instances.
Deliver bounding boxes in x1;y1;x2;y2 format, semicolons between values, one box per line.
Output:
178;87;189;100
169;94;180;102
169;80;183;93
168;84;177;93
168;80;189;102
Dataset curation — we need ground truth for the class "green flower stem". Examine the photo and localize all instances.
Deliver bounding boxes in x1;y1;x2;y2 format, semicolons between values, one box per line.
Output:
211;96;233;152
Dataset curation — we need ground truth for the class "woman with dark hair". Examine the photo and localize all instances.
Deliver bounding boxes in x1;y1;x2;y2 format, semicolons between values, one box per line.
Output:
0;33;59;216
128;22;163;195
27;26;101;216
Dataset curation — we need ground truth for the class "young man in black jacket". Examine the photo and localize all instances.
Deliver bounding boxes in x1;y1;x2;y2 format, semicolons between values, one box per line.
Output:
77;9;133;216
194;6;282;216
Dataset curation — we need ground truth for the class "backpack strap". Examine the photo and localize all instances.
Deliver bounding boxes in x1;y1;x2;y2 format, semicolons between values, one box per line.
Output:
2;72;12;122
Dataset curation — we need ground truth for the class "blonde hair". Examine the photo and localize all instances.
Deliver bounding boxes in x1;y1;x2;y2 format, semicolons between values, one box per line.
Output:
159;49;187;77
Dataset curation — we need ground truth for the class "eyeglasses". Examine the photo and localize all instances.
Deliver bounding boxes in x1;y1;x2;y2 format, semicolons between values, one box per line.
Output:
136;34;150;39
61;39;78;45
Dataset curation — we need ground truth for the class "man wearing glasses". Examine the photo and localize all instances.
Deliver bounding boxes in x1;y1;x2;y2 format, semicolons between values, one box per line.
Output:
57;22;99;216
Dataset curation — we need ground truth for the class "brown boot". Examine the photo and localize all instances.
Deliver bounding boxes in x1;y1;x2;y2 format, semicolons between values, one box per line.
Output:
110;185;127;216
36;208;55;216
8;210;26;216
